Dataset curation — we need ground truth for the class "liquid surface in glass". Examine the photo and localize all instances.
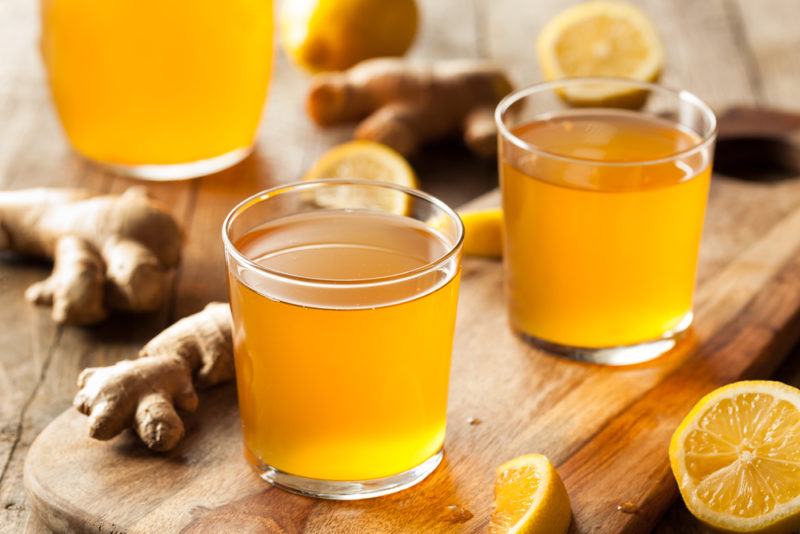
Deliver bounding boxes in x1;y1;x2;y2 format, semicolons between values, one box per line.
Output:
501;110;710;348
228;210;460;480
40;0;273;165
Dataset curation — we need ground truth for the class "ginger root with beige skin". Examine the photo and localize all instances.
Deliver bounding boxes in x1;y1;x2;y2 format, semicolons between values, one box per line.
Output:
74;303;234;451
306;58;514;157
0;187;182;324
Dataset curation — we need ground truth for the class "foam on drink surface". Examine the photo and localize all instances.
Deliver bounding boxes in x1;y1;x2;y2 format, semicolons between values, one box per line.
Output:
232;210;454;309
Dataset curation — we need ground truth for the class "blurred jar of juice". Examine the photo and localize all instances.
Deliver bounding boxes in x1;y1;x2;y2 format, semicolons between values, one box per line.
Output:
40;0;274;180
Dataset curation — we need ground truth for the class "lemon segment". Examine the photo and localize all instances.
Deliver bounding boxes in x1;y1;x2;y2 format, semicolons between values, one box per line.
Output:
537;1;664;108
303;140;418;214
280;0;418;73
670;381;800;534
489;454;572;534
459;208;503;258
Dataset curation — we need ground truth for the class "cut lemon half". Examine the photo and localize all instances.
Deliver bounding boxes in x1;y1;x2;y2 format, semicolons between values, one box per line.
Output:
670;381;800;534
489;454;572;534
537;1;664;108
303;140;418;214
459;208;503;258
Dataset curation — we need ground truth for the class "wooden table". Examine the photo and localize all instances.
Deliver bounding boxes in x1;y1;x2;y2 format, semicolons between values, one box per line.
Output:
1;0;799;532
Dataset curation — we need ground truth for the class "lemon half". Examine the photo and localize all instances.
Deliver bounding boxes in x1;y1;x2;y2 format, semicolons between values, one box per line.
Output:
537;1;664;108
489;454;572;534
303;140;418;214
670;381;800;534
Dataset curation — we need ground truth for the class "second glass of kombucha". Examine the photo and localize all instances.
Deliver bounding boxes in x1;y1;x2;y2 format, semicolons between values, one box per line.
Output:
495;78;717;365
222;180;463;499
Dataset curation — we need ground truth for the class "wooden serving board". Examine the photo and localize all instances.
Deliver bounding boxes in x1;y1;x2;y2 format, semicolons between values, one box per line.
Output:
23;171;800;532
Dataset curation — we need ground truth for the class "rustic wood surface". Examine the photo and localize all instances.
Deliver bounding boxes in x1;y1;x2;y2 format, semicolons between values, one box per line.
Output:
21;172;800;534
1;0;799;532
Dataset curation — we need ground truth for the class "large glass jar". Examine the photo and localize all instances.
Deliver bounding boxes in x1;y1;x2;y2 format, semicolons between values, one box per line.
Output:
40;0;274;180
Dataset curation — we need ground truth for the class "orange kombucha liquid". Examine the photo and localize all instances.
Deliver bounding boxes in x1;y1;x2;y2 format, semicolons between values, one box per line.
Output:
40;0;273;165
228;211;460;480
500;110;711;348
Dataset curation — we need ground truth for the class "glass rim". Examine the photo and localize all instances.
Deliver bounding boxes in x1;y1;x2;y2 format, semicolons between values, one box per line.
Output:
221;178;465;288
495;77;718;167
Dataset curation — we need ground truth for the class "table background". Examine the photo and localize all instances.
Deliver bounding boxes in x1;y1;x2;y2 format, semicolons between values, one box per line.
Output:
1;0;799;532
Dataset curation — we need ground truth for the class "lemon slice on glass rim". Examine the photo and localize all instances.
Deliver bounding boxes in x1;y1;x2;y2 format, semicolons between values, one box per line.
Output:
537;1;665;108
302;140;418;214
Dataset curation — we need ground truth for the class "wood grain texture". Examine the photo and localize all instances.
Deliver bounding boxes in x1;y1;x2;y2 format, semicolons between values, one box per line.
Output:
0;0;491;531
23;171;800;532
1;0;800;532
653;0;800;529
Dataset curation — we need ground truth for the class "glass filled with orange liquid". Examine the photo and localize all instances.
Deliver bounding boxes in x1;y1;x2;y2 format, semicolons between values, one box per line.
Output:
40;0;273;180
222;180;463;499
496;78;717;365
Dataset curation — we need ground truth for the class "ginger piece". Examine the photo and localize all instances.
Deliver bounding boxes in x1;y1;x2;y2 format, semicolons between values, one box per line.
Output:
306;58;514;157
0;187;182;324
74;302;234;451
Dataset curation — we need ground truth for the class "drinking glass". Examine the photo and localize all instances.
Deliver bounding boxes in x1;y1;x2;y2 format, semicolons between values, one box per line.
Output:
40;0;274;180
222;180;463;499
495;78;717;365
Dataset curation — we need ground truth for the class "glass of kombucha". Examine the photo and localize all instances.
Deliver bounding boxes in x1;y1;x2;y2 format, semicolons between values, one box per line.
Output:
40;0;274;180
222;180;463;499
495;78;717;365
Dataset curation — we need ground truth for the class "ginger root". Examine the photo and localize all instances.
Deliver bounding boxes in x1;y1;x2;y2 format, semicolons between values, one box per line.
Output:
74;303;234;451
0;187;182;324
306;58;514;157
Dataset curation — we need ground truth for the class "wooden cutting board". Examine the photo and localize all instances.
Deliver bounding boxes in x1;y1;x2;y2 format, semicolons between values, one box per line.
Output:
22;144;800;533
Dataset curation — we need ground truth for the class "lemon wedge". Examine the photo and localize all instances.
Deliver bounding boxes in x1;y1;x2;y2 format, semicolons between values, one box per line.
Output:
537;1;664;108
280;0;418;73
489;454;572;534
670;381;800;534
303;140;418;213
459;208;503;258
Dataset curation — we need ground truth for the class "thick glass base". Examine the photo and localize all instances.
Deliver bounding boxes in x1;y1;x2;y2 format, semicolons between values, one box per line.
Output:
519;312;693;366
81;146;252;181
246;448;443;500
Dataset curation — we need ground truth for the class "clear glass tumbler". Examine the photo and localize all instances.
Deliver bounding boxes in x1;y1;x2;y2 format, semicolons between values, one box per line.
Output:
495;78;717;365
222;180;463;499
40;0;274;180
